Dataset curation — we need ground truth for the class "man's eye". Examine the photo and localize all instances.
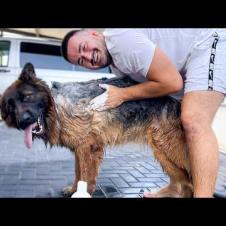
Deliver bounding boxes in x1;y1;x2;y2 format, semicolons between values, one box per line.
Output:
78;57;85;66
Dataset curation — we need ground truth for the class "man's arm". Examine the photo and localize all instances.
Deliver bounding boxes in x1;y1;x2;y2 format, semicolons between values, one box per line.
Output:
90;46;183;111
121;46;183;101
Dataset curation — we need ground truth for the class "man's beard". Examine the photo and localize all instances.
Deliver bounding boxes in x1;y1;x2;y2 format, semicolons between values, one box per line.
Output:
100;50;112;68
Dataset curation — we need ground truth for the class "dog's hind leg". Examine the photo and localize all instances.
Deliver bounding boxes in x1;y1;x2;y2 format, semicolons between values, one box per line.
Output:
143;149;193;198
145;125;193;198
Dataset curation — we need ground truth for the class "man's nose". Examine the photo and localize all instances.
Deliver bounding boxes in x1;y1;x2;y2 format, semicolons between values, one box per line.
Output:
81;51;92;61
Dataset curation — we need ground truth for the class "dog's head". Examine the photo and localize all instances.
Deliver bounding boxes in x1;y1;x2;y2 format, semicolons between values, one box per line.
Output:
1;63;54;148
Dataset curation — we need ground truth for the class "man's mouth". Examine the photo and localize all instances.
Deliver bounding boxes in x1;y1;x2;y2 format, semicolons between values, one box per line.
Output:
92;50;99;66
24;116;43;149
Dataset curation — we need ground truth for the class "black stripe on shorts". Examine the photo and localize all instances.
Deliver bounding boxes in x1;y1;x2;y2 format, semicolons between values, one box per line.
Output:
208;32;219;91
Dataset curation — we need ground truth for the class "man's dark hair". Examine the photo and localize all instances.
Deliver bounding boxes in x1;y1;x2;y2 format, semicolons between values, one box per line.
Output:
61;29;81;63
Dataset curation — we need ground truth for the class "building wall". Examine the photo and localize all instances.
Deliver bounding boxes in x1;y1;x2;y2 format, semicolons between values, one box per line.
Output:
213;104;226;153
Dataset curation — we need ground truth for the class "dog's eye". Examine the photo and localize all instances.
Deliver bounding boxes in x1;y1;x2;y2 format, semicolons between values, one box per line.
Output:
23;94;33;102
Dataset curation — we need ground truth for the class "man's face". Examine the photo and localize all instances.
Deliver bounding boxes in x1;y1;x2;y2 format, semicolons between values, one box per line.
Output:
67;30;111;69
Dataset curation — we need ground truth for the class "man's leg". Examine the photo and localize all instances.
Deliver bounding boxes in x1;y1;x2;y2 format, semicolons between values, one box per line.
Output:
181;91;224;197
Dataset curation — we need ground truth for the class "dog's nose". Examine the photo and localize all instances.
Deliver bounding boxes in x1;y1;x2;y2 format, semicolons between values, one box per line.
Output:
22;112;31;121
19;112;34;129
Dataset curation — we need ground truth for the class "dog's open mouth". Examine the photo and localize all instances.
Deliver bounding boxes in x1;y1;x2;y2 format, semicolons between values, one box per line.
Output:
24;117;43;149
32;117;43;135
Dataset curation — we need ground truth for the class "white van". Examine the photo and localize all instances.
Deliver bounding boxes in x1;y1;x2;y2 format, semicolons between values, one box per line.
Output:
0;33;115;95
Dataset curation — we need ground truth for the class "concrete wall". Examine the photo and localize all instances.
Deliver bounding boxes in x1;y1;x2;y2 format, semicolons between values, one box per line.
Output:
212;100;226;154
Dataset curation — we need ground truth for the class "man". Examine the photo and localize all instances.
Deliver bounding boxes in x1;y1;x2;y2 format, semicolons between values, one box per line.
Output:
61;29;226;197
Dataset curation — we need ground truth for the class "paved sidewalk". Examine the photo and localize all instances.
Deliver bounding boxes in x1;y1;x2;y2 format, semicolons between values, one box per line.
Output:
0;122;225;198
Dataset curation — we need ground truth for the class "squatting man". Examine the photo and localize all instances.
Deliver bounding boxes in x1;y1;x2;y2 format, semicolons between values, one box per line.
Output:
61;28;226;198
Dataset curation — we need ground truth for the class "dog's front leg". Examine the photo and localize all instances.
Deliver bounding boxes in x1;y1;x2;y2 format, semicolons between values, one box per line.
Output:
62;153;78;197
75;141;104;195
62;139;104;197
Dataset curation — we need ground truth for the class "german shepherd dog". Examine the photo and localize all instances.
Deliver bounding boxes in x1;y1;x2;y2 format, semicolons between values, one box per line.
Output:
0;63;193;198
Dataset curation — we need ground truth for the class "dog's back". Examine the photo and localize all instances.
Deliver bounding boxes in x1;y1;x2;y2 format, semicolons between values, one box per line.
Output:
50;76;182;146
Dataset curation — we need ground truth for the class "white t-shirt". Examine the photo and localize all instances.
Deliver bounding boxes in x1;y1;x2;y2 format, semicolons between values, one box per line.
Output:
103;28;209;83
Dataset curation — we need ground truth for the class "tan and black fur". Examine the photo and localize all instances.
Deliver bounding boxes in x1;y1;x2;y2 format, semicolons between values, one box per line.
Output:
0;63;193;197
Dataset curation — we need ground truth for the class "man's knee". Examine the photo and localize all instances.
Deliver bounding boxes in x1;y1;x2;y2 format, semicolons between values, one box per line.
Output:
181;111;210;136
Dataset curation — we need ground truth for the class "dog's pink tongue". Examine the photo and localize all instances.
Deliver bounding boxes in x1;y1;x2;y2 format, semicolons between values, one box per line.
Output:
24;123;36;149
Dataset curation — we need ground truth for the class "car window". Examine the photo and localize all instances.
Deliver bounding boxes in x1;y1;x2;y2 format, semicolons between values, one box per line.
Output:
0;41;10;67
20;42;110;73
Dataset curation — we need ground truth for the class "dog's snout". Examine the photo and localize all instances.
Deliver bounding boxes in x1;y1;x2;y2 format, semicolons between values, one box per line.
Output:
22;112;32;121
19;111;35;129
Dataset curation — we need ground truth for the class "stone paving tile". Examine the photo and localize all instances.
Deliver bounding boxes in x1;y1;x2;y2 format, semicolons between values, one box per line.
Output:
15;189;35;198
121;194;141;198
92;185;107;198
99;184;121;197
137;177;165;183
161;177;170;183
98;173;121;178
128;182;158;188
135;166;151;174
0;122;226;198
100;169;130;174
119;187;150;194
129;170;145;178
119;173;138;183
139;163;156;170
154;182;169;187
96;178;112;184
0;190;16;197
143;173;167;178
111;177;130;188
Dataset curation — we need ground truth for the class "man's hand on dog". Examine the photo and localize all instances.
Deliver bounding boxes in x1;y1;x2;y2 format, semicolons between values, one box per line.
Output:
89;84;125;111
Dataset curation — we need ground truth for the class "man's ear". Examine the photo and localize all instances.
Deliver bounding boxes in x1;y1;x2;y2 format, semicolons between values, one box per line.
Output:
87;29;99;37
91;31;98;37
19;62;36;82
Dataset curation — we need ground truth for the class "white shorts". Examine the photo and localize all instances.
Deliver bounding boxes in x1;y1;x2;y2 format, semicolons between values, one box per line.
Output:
184;29;226;95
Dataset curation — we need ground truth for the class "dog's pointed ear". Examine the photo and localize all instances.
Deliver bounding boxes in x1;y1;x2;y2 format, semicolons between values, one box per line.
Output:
19;63;36;82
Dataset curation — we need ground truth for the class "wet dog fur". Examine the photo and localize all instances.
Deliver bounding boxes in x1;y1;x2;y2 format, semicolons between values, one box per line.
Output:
0;63;193;197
